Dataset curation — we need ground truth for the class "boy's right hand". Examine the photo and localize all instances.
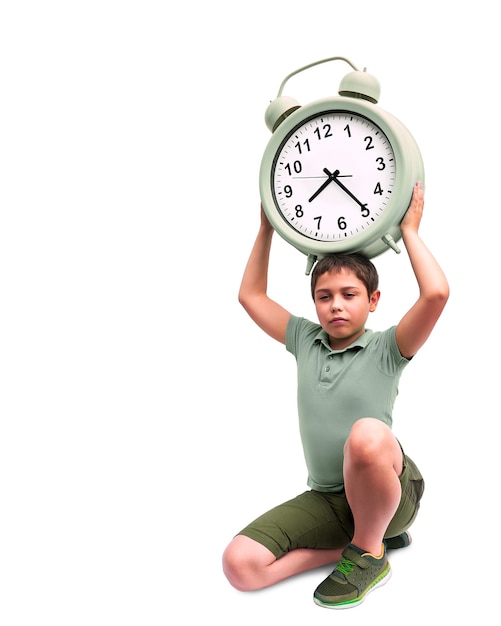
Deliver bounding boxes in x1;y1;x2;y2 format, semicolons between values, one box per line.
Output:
260;204;274;232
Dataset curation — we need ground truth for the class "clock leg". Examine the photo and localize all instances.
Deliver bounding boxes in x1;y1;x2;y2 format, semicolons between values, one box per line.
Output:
305;254;317;276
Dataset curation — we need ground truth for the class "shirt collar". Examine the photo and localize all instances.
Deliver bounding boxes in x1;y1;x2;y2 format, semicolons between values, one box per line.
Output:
314;328;373;353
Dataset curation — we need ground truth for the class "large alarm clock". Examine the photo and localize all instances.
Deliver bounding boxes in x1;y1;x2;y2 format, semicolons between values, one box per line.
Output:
259;56;424;274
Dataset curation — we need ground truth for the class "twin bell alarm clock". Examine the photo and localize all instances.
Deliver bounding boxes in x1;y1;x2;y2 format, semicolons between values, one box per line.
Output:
259;56;424;274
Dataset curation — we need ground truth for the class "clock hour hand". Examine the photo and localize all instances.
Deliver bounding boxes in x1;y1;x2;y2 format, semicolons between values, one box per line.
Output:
331;170;367;210
308;168;337;202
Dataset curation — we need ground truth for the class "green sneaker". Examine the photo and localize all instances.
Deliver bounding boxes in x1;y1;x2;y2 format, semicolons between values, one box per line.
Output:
384;531;412;550
313;543;391;609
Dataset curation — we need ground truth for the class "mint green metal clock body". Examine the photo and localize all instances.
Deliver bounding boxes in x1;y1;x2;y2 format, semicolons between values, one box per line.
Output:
259;59;424;274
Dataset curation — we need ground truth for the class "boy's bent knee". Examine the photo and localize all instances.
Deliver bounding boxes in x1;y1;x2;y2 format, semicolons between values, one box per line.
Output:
345;419;393;462
222;545;250;591
345;418;402;472
222;535;274;592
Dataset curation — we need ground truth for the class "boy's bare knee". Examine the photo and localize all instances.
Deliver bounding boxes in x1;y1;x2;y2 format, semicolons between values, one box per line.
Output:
345;418;389;464
222;542;257;591
345;418;402;475
222;536;273;592
222;546;243;590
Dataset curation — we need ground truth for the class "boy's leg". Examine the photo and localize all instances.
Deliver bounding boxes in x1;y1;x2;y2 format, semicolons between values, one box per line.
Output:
222;489;353;591
223;535;342;591
313;418;409;609
343;418;404;556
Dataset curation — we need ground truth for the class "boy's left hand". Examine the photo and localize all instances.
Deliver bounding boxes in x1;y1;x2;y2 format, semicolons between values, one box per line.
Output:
400;181;424;233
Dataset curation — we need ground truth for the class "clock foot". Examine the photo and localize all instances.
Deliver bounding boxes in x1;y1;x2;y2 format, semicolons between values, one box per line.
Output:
382;234;401;254
305;254;317;275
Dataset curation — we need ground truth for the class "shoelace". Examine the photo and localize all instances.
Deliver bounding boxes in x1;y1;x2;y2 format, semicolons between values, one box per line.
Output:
336;556;356;575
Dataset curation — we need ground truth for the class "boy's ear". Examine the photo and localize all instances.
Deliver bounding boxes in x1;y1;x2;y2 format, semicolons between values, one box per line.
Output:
369;289;381;312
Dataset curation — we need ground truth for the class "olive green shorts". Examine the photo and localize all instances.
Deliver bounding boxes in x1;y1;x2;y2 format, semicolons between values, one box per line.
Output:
238;453;424;559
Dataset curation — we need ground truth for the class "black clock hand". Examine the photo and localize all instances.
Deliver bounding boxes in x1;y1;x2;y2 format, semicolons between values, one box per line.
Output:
308;168;337;202
331;170;368;210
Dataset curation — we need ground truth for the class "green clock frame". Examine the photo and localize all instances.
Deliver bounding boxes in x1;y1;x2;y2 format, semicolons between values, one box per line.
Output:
259;57;425;274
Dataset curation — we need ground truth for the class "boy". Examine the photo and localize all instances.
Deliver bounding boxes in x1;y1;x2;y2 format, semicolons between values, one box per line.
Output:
222;182;449;609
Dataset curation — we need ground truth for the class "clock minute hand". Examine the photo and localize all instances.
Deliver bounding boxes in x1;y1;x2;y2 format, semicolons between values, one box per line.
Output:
331;171;367;210
308;168;336;202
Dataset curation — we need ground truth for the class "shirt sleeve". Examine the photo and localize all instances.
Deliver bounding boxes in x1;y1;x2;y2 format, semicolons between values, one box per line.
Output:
285;315;301;356
373;326;410;375
285;316;321;357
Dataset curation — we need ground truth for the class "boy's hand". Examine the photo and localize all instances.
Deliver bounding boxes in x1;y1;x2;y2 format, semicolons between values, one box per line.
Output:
400;181;424;234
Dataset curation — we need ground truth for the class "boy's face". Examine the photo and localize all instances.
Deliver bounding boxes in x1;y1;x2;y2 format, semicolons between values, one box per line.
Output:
313;268;380;349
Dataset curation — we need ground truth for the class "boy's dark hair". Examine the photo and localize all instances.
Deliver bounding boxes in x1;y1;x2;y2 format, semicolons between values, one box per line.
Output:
310;253;379;300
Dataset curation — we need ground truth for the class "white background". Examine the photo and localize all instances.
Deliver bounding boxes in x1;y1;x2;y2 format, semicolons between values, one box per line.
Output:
1;1;497;624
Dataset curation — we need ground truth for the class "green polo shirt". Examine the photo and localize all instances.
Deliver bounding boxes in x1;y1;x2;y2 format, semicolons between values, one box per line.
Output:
286;315;410;493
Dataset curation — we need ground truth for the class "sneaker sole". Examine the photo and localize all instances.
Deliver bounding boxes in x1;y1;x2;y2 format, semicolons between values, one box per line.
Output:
313;565;392;610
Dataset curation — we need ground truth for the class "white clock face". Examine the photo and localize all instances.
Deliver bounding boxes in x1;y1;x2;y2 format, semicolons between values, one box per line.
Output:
271;111;397;242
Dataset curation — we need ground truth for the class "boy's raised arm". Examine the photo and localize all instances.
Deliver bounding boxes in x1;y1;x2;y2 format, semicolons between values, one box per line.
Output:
238;206;292;345
395;182;450;359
